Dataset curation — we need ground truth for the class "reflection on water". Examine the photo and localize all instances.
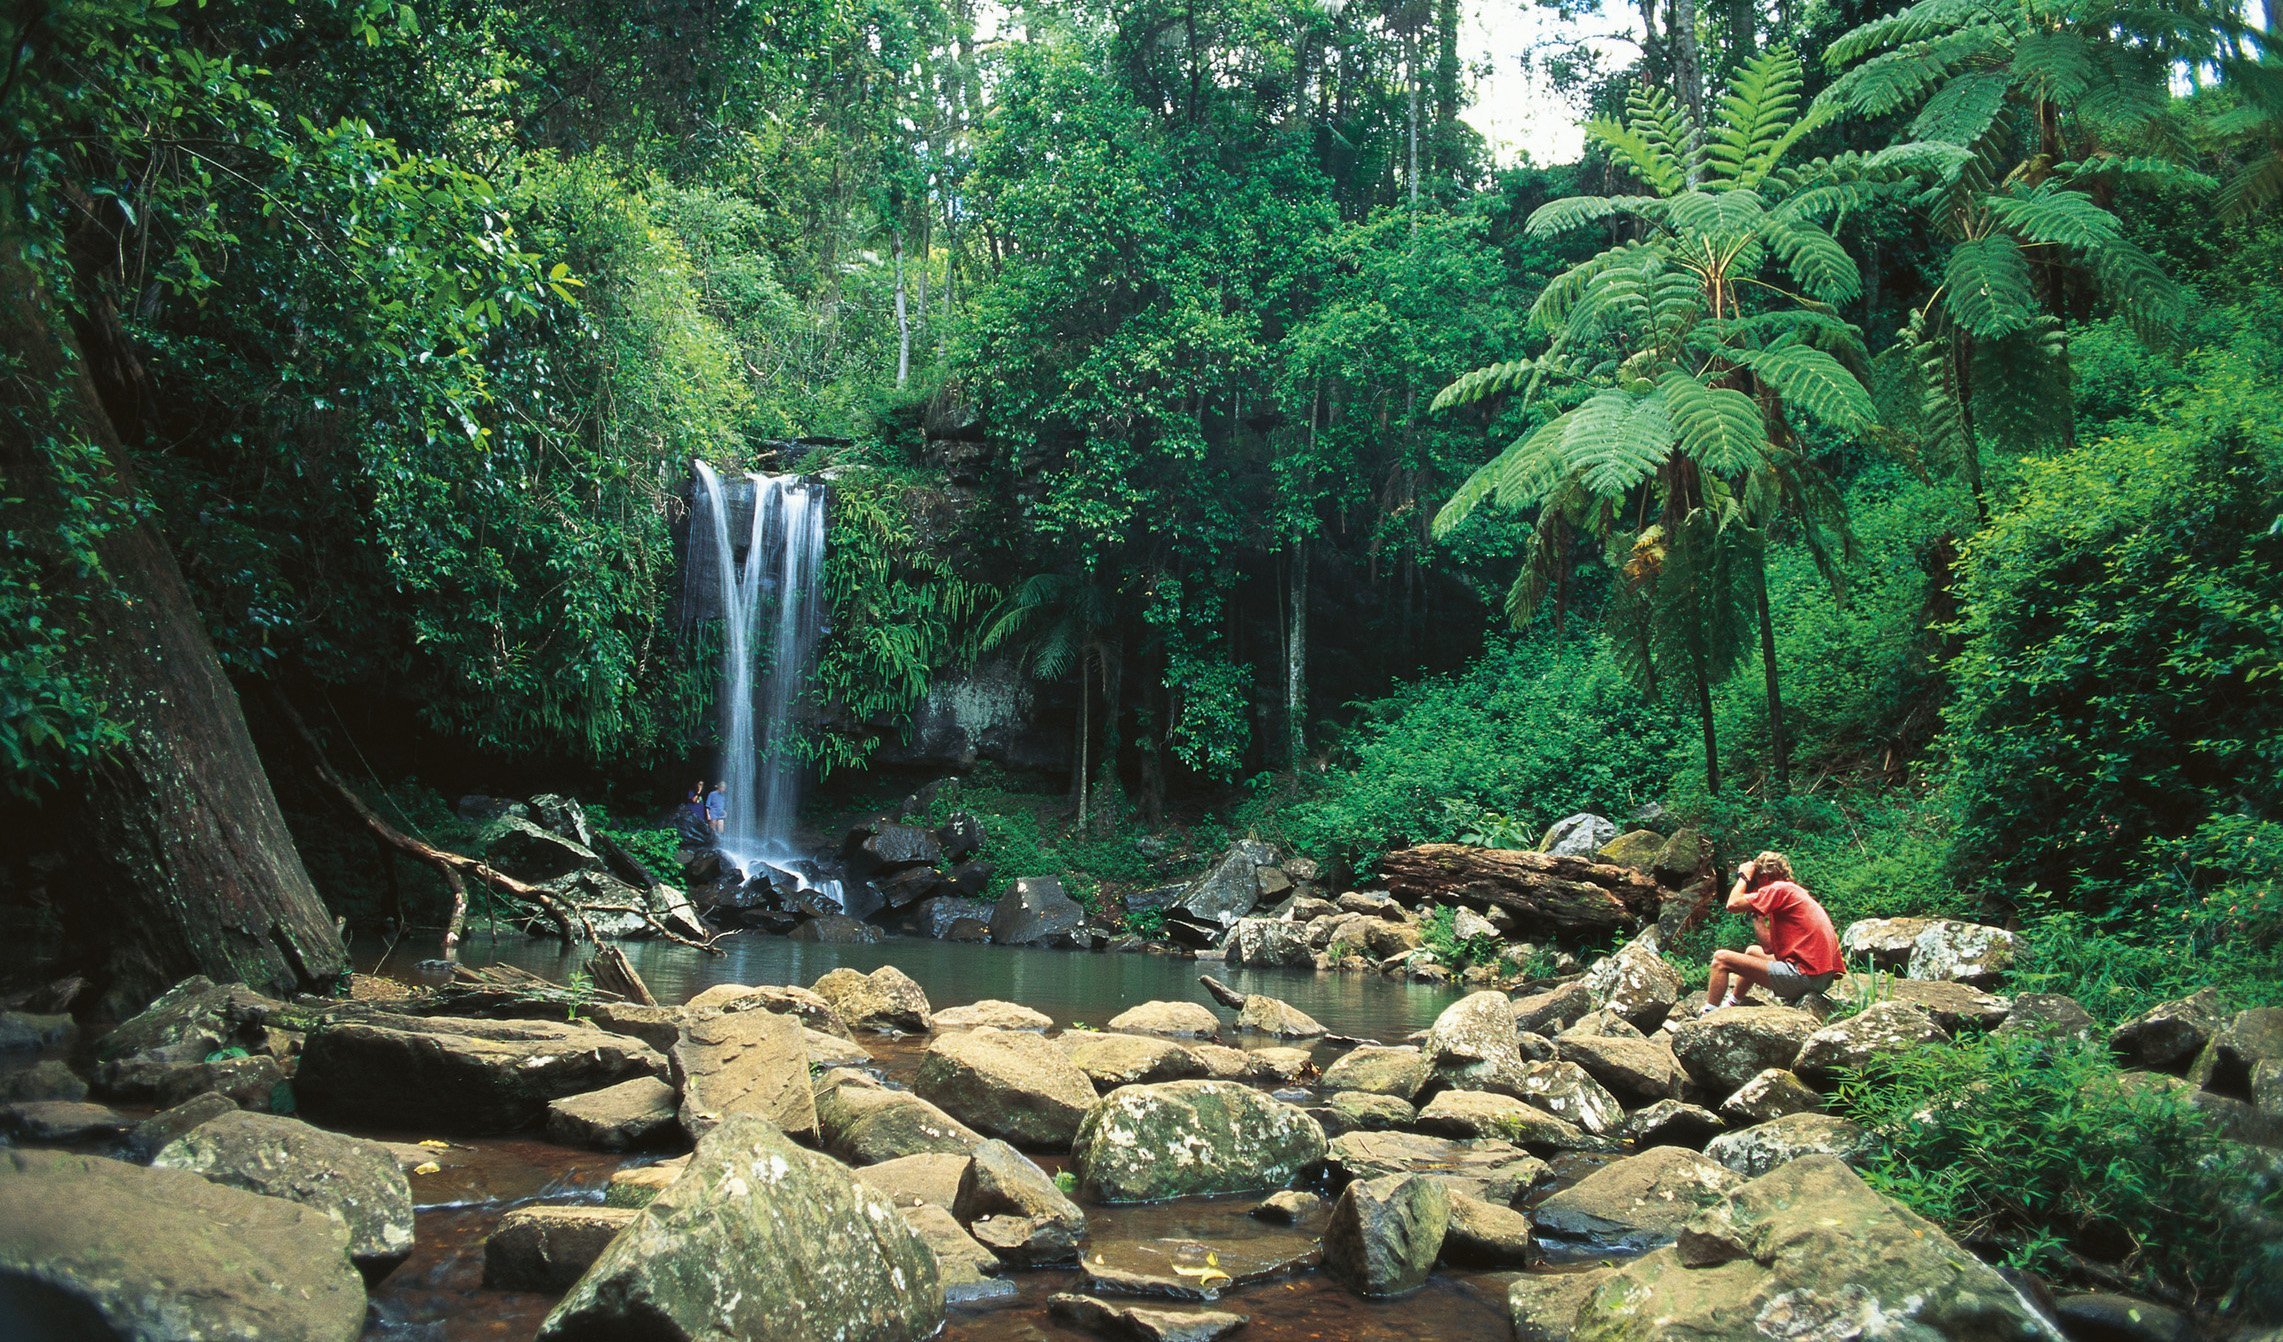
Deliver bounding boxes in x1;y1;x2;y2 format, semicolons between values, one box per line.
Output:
367;928;1464;1043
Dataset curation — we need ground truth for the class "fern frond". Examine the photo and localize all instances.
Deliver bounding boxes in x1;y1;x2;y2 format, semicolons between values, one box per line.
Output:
1969;322;2067;449
2220;153;2283;220
1661;372;1768;476
1433;359;1537;412
1728;341;1878;431
1562;389;1675;496
1981;182;2123;251
1525;194;1665;237
2052;156;2220;193
1764;217;1863;304
1825;0;2006;67
2086;232;2186;343
1941;234;2036;338
1531;242;1645;334
1870;139;1978;183
1909;71;2010;146
1432;410;1577;537
1705;47;1811;188
2009;30;2094;104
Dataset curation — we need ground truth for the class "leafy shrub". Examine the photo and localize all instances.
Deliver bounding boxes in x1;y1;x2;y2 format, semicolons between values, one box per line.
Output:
585;803;681;878
1836;1032;2278;1311
1418;904;1504;972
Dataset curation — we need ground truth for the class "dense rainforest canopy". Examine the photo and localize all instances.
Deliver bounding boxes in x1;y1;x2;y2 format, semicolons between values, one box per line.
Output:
2;0;2279;1013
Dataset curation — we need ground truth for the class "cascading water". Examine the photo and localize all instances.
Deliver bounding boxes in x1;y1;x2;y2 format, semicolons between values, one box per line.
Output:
690;461;841;906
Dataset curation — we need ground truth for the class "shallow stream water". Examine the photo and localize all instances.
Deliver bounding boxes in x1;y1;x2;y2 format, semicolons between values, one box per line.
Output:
352;930;1519;1341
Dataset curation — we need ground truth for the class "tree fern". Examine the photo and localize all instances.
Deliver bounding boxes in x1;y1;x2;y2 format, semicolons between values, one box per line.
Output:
1705;48;1811;189
1909;71;2011;146
1725;342;1877;431
1661;373;1766;474
1942;235;2037;338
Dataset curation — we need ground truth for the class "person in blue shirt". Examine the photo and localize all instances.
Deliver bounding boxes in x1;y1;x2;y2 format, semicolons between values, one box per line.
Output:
705;782;727;836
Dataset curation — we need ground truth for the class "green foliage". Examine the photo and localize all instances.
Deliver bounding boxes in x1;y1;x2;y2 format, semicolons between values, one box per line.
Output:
1836;1032;2278;1308
1440;801;1537;850
1418;904;1505;972
584;803;680;878
1940;313;2283;905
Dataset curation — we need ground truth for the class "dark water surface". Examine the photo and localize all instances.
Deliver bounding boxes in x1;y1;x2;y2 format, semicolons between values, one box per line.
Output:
368;927;1466;1042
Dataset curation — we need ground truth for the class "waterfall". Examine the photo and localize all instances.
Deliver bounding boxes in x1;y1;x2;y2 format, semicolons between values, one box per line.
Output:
690;461;841;905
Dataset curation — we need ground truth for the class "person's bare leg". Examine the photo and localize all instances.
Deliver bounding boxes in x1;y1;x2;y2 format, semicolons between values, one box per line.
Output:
1707;949;1776;1006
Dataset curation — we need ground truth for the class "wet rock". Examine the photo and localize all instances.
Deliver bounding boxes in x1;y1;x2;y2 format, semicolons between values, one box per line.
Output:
1582;932;1683;1030
1907;919;2020;986
152;1110;413;1273
1440;1192;1534;1268
1996;993;2098;1042
914;895;998;939
1185;1042;1261;1081
812;965;933;1033
603;1154;689;1207
92;977;286;1096
538;1114;942;1342
0;1146;366;1340
1175;839;1280;927
120;1092;236;1163
1059;1032;1209;1088
804;1028;875;1070
1705;1111;1871;1178
1556;1033;1686;1105
1509;1059;1626;1135
1669;1005;1822;1094
2050;1290;2199;1342
905;1203;1015;1304
1540;813;1616;858
1424;990;1530;1092
485;1205;638;1291
1;1099;130;1142
991;876;1088;946
547;1076;680;1151
858;822;944;870
819;1082;985;1165
297;1014;666;1134
1321;1044;1428;1100
1048;1292;1249;1342
933;1000;1054;1031
148;1053;287;1112
971;1211;1083;1266
1234;993;1325;1038
1624;1099;1727;1150
1251;1189;1323;1224
1880;977;2014;1031
792;913;883;943
1509;1266;1615;1342
1071;1079;1326;1203
1839;916;1937;971
1320;1130;1550;1205
1530;1145;1741;1260
918;1026;1100;1148
1794;1000;1945;1082
856;1152;971;1211
1324;1173;1449;1297
1414;1090;1597;1153
0;1011;76;1053
1512;982;1597;1036
1720;1068;1822;1124
1222;917;1314;968
672;1006;818;1143
0;1059;88;1103
1522;1156;2066;1342
1323;1090;1416;1134
955;1138;1084;1230
1248;1047;1316;1086
1107;1001;1221;1038
2110;989;2229;1074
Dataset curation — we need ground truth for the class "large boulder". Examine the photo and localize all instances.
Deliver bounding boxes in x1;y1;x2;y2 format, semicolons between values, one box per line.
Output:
932;1000;1054;1032
1880;977;2014;1032
1414;1090;1597;1153
1174;839;1280;927
903;1204;1015;1304
1320;1045;1428;1100
1222;917;1314;968
1556;1033;1686;1105
547;1077;680;1151
1719;1068;1822;1125
1670;1005;1822;1094
296;1014;665;1134
2110;988;2229;1074
1705;1112;1872;1178
1512;1156;2065;1342
1423;990;1538;1097
152;1110;413;1273
812;965;934;1032
856;1153;971;1212
1793;1000;1946;1083
1840;916;1938;971
92;977;289;1097
990;876;1087;945
1234;994;1325;1038
955;1139;1086;1266
916;1027;1099;1148
1597;829;1667;873
1106;1001;1222;1039
1504;1059;1626;1136
1440;1193;1535;1269
1993;993;2096;1042
1529;1145;1741;1260
1625;1099;1728;1151
2191;1006;2283;1111
1058;1032;1208;1088
914;895;997;939
671;1007;818;1143
538;1114;943;1342
816;1077;985;1166
1319;1130;1550;1206
1323;1173;1449;1298
1907;919;2020;986
1582;933;1684;1030
1540;812;1617;858
1651;828;1713;890
0;1147;367;1340
485;1205;639;1291
483;814;604;883
1070;1080;1326;1203
1512;982;1597;1036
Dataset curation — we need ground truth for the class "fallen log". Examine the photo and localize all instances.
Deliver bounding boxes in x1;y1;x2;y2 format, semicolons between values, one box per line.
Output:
1378;844;1659;937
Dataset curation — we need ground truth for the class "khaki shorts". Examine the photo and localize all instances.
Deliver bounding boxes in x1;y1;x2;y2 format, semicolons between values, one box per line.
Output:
1767;960;1838;1000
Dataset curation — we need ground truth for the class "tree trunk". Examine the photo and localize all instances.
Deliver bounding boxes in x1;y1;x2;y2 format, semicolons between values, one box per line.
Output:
1754;558;1789;795
1286;537;1308;767
1379;845;1661;936
892;225;911;388
1693;649;1721;795
0;234;348;1013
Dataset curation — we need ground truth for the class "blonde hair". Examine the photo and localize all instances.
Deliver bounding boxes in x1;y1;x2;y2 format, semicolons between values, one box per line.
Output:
1749;851;1794;884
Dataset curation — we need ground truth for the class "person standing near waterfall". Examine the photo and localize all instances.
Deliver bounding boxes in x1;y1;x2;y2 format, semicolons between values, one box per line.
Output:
706;781;728;836
1700;852;1841;1012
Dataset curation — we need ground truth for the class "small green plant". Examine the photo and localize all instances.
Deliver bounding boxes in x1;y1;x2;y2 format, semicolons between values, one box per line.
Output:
1441;799;1536;850
1123;905;1169;939
564;967;596;1022
1053;1170;1078;1195
1418;905;1506;974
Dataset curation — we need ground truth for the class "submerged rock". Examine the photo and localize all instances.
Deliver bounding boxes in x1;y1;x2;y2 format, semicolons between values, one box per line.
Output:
1530;1145;1742;1260
1070;1079;1326;1203
152;1110;413;1274
484;1205;638;1291
0;1147;367;1341
538;1113;942;1342
917;1026;1100;1148
1048;1292;1249;1342
1323;1172;1449;1297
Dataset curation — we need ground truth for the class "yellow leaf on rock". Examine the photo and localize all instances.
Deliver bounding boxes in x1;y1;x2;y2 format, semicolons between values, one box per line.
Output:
413;1161;442;1175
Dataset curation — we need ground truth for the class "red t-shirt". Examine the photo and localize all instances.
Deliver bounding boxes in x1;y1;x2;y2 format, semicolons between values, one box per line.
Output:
1749;880;1842;976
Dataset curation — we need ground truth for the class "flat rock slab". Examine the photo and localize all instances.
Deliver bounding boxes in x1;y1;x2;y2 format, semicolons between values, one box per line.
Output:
484;1204;638;1291
1;1100;131;1143
152;1110;414;1271
672;1008;819;1143
546;1076;680;1151
917;1027;1100;1149
296;1014;665;1134
1049;1292;1249;1341
1080;1232;1318;1301
858;1152;972;1211
0;1147;367;1341
1320;1130;1551;1207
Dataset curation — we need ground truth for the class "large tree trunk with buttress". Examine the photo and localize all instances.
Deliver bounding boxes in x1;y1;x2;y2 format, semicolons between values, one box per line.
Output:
0;235;347;1012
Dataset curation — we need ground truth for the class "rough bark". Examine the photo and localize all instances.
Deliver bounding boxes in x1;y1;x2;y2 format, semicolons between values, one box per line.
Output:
1379;845;1660;936
0;235;348;1012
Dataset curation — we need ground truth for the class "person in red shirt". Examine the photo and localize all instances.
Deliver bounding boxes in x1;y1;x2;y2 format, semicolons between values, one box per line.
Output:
1702;851;1843;1012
